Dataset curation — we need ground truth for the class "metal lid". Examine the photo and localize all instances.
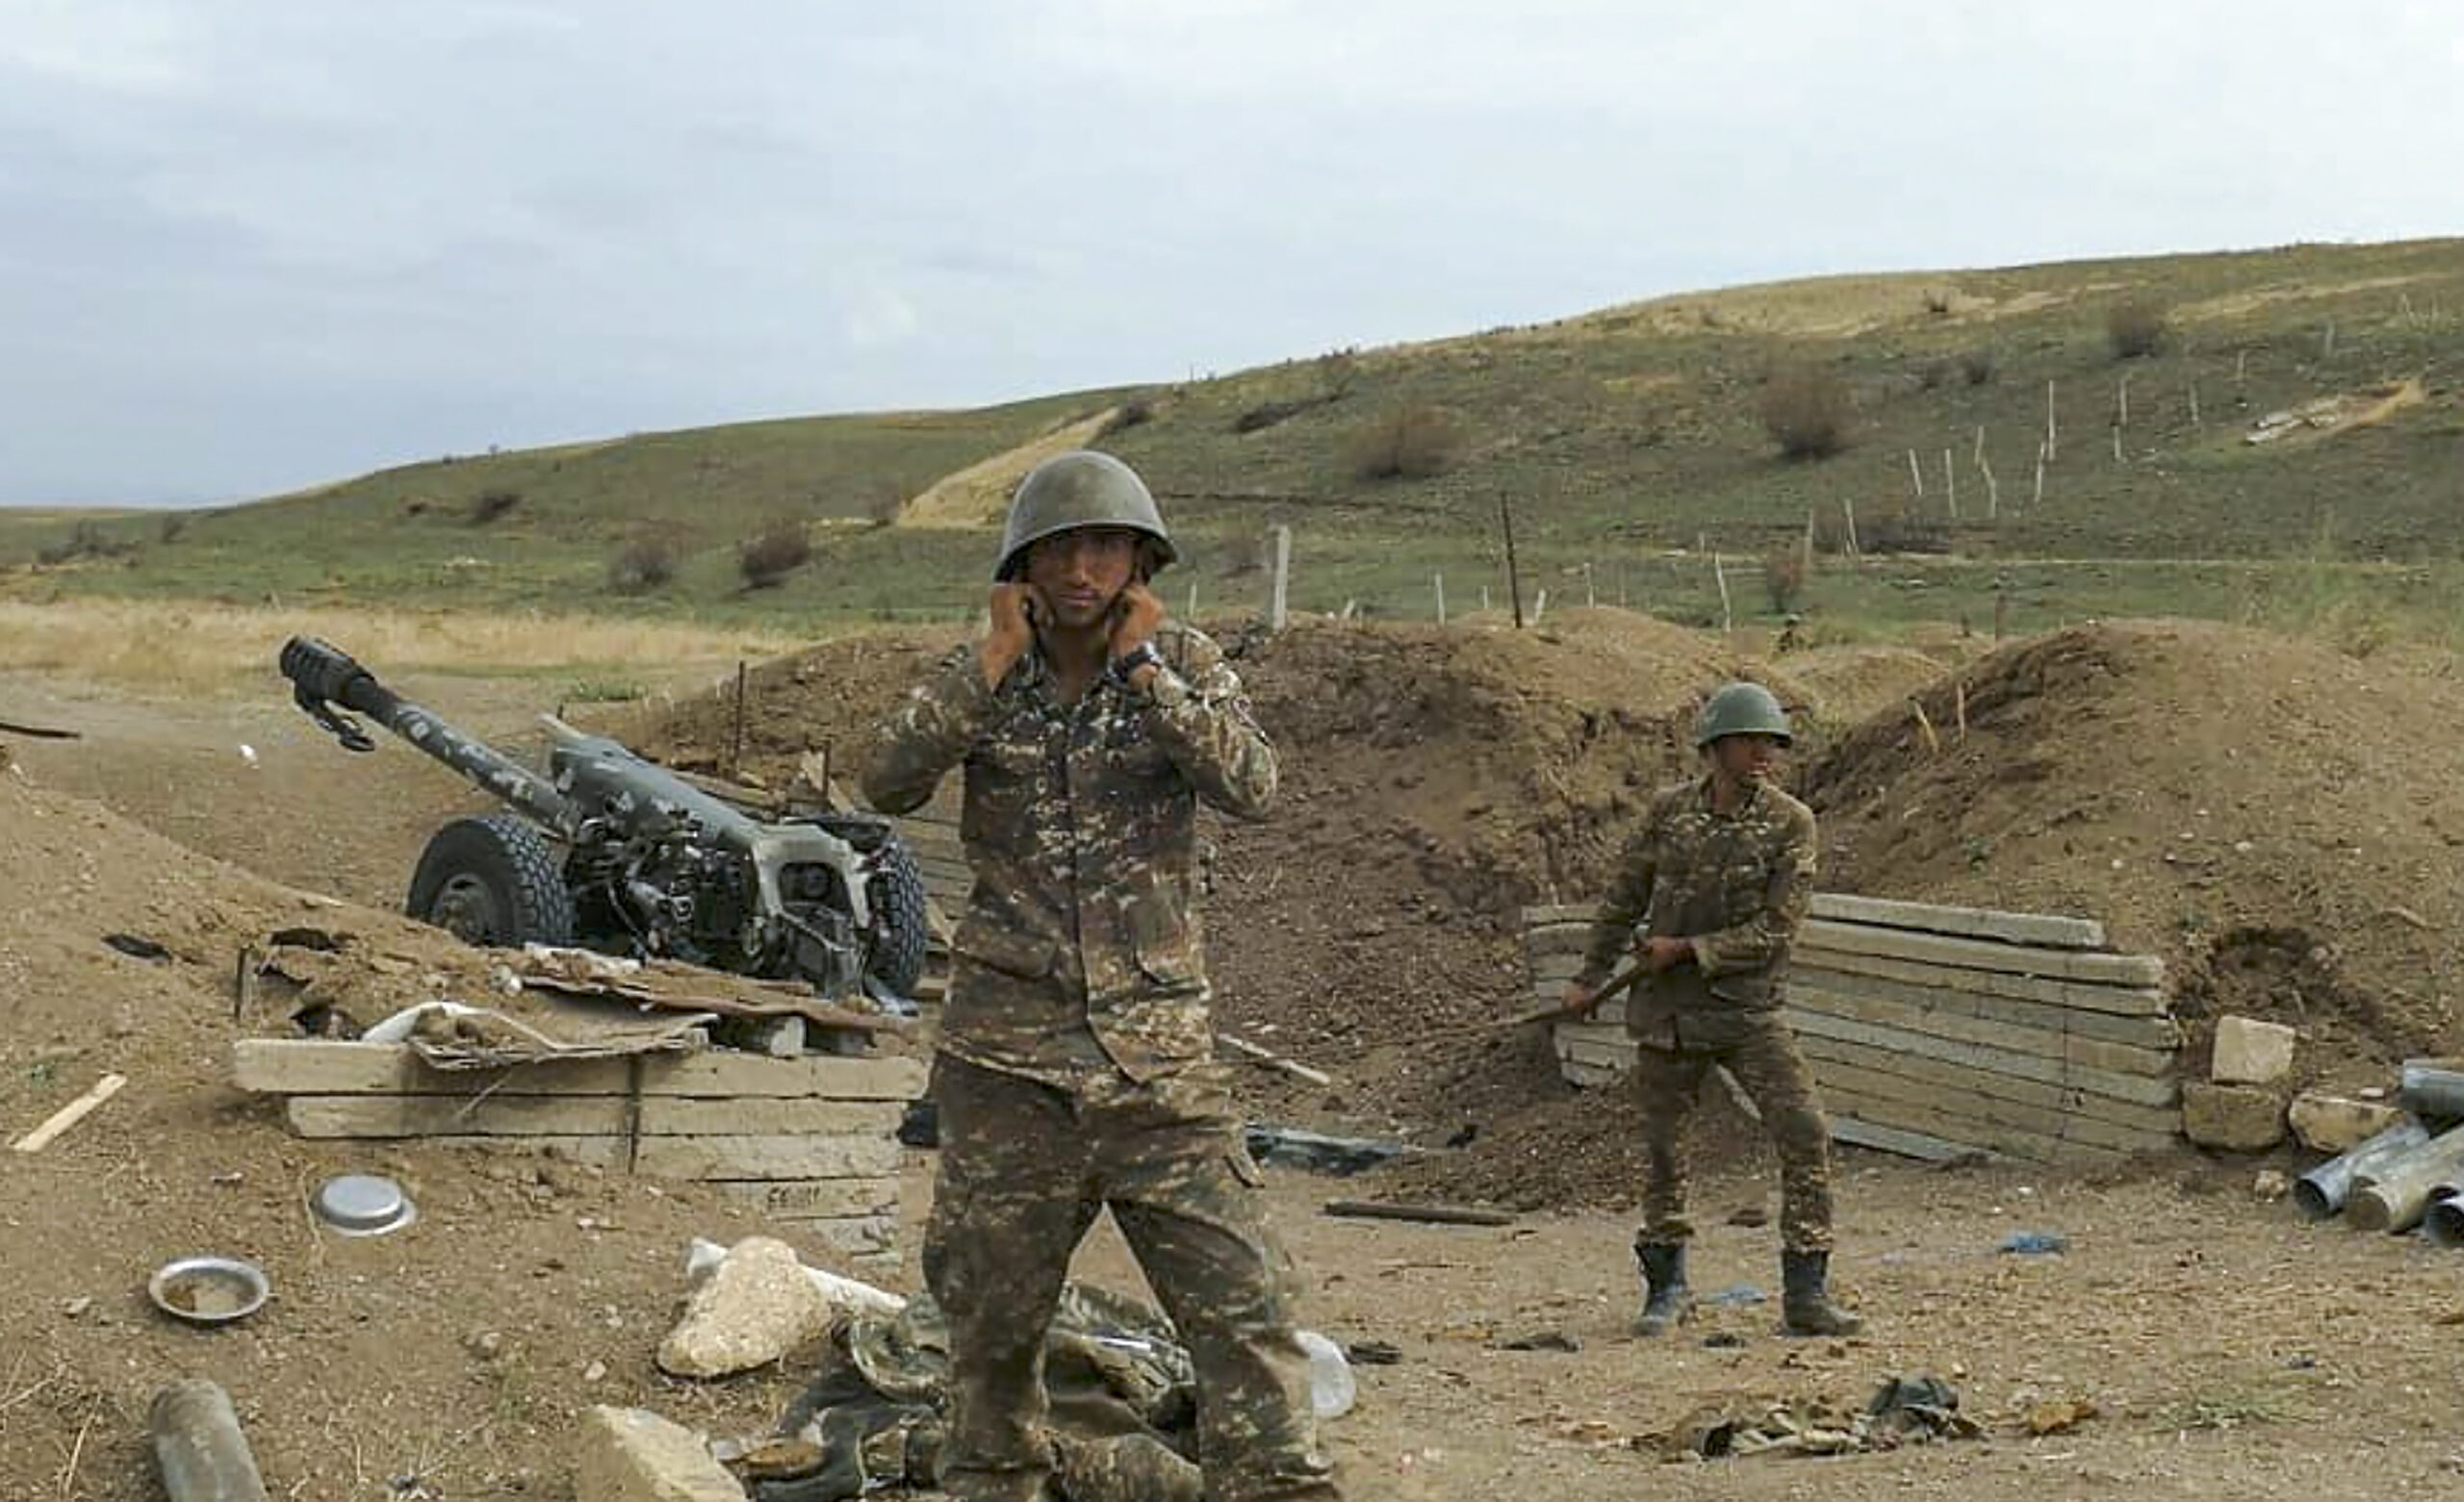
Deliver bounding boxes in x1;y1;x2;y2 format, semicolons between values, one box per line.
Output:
312;1174;417;1236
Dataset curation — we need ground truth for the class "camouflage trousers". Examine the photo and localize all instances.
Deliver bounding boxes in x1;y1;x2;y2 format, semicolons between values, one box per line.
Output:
1631;1015;1836;1254
925;1053;1342;1502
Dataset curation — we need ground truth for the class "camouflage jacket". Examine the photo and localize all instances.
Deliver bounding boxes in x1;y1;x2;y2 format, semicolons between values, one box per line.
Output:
861;622;1275;1082
1576;775;1818;1050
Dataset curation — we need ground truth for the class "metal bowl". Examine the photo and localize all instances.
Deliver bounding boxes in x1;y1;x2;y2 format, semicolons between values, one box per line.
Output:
148;1257;270;1326
311;1173;418;1236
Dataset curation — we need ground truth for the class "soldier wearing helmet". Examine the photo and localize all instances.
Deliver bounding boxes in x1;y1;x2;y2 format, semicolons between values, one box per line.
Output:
865;451;1342;1502
1561;680;1861;1340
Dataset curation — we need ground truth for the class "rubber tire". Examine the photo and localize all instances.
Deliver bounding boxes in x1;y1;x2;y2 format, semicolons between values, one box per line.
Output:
863;833;933;997
406;813;576;949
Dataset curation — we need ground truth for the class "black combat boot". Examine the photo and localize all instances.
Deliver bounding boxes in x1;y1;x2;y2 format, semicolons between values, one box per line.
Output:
1632;1242;1692;1337
1781;1249;1862;1337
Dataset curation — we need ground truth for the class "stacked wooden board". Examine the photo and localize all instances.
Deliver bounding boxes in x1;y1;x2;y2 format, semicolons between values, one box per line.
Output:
232;1041;924;1276
1523;894;2182;1164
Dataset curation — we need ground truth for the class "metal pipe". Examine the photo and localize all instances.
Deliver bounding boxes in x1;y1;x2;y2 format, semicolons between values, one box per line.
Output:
2399;1059;2464;1122
2423;1183;2464;1248
2293;1117;2430;1221
2347;1123;2464;1233
151;1379;270;1502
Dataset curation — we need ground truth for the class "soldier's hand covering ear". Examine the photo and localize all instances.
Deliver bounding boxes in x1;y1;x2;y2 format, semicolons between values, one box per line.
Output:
1108;583;1167;662
982;583;1044;689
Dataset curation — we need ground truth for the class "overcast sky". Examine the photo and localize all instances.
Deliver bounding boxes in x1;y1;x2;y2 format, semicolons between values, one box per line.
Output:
4;1;2460;505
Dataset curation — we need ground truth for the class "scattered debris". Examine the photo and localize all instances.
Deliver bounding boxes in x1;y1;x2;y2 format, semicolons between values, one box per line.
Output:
1705;1285;1769;1308
1218;1031;1335;1087
1655;1374;1982;1460
1322;1200;1513;1228
1245;1125;1407;1176
103;932;172;962
2022;1396;2099;1436
1344;1339;1403;1366
1498;1331;1582;1353
1996;1232;2068;1257
2252;1169;2290;1203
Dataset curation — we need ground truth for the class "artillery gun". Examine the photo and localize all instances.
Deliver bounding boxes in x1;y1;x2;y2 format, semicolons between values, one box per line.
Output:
277;636;929;1005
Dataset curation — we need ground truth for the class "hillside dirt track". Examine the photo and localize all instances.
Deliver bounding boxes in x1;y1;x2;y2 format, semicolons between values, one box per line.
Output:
3;613;2461;1498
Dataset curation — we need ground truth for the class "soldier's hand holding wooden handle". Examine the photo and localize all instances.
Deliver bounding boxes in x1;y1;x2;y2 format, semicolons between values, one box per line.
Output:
1559;979;1597;1017
982;583;1044;688
1642;936;1694;973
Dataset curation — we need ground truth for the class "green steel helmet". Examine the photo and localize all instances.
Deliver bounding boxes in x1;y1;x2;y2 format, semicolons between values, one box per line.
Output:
993;450;1176;581
1693;680;1793;748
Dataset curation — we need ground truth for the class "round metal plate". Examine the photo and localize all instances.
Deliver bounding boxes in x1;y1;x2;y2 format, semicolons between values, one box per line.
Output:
312;1174;418;1236
148;1257;270;1325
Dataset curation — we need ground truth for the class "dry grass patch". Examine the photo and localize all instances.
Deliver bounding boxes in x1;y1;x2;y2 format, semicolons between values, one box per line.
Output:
0;599;796;691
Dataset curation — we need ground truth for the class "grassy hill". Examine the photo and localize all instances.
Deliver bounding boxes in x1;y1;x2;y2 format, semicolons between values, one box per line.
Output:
7;238;2462;642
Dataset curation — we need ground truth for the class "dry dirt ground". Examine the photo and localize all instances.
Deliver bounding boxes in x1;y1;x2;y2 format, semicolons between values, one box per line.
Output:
3;621;2461;1499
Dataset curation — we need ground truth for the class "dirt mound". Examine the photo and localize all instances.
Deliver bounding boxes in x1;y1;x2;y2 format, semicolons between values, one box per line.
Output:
1805;620;2464;1083
1782;643;1961;729
0;768;868;1497
628;612;1784;1161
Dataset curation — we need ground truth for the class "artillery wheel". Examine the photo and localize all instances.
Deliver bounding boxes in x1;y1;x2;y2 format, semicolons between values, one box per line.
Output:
864;834;933;998
407;814;576;949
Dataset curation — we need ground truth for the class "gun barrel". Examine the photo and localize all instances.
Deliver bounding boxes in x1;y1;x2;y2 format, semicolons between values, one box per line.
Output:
278;636;582;835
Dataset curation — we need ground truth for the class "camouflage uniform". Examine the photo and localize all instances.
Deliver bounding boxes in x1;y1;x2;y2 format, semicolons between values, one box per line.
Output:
1576;774;1836;1254
865;621;1340;1502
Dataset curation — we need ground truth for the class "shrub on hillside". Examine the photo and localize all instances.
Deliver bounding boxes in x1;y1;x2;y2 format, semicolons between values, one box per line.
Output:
1960;347;1998;386
2106;299;2169;359
467;488;523;525
1348;405;1462;480
861;477;910;529
736;518;812;589
1758;368;1853;460
608;531;682;593
1861;506;1951;555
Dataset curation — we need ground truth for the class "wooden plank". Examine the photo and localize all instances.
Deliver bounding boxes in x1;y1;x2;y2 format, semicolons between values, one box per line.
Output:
1793;1031;2180;1133
1799;920;2164;990
1557;1036;1638;1070
1524;926;1600;960
1820;1085;2129;1166
640;1098;902;1136
10;1072;127;1153
635;1133;905;1182
708;1178;900;1221
1827;1115;1985;1163
399;1134;630;1167
1787;963;2179;1050
286;1094;630;1138
1810;894;2107;951
1562;1058;1627;1088
1805;1056;2175;1156
233;1041;926;1101
793;1214;898;1258
1523;904;1597;927
1786;987;2178;1093
1789;946;2169;1019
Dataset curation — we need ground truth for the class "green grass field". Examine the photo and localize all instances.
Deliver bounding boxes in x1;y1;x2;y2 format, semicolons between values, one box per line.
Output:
6;238;2461;647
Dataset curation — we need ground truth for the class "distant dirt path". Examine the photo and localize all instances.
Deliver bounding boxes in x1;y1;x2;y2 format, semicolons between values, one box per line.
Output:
899;407;1122;528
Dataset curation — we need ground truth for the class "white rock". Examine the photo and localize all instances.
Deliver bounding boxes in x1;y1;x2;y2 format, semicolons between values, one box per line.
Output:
657;1236;835;1379
2288;1091;2404;1155
2212;1015;2297;1087
575;1407;745;1502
